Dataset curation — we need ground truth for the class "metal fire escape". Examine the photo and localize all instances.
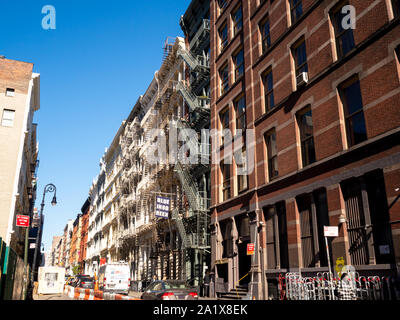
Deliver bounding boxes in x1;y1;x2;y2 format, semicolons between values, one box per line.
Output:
170;21;211;269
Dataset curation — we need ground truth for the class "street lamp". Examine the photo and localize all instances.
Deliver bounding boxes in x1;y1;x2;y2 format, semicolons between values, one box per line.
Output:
31;183;57;284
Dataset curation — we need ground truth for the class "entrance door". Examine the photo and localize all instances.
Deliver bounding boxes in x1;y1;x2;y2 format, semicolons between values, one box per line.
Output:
237;241;251;286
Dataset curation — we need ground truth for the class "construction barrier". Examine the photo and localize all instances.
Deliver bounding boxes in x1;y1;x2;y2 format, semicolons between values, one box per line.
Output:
63;285;141;301
0;239;28;300
278;272;400;300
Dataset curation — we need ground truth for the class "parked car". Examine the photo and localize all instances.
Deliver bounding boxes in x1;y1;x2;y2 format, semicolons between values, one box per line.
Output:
140;280;198;300
98;262;130;295
76;276;94;289
71;274;90;287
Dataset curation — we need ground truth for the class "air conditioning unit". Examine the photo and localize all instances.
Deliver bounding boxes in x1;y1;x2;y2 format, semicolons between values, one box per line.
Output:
296;72;309;89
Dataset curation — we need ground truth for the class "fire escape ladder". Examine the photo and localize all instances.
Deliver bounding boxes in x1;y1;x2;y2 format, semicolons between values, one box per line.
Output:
176;81;210;115
177;48;209;72
171;207;191;248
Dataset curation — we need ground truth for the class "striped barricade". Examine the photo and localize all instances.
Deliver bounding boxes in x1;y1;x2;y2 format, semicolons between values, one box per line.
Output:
63;285;140;300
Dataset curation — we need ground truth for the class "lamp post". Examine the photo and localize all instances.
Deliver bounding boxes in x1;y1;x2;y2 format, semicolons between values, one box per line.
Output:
31;183;57;284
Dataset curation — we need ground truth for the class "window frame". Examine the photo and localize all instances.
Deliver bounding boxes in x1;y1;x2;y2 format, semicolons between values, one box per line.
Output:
297;190;330;268
236;147;248;193
259;15;271;55
289;0;303;24
232;5;243;36
219;106;230;146
339;76;367;147
262;68;275;113
234;94;246;132
292;37;308;78
219;21;228;53
219;63;229;95
330;1;356;59
296;105;316;167
5;88;15;97
265;129;278;181
392;0;400;18
221;161;231;201
264;202;289;269
1;109;15;127
218;0;228;12
233;47;244;82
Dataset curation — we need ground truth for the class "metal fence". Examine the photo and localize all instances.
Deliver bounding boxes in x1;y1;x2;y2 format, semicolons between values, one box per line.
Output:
279;272;400;300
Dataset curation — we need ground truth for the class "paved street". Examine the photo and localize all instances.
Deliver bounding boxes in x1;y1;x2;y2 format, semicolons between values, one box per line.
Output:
33;293;73;301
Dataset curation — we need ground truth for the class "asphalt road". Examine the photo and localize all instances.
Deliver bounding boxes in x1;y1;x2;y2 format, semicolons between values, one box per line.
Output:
34;293;73;300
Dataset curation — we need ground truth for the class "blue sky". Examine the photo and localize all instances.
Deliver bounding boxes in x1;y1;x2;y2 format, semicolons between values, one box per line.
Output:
0;0;189;251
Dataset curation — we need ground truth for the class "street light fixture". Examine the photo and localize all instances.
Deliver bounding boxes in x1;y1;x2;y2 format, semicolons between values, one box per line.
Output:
31;183;57;284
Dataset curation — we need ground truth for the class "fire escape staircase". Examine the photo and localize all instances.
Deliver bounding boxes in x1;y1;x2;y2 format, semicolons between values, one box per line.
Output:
173;161;210;250
176;81;210;117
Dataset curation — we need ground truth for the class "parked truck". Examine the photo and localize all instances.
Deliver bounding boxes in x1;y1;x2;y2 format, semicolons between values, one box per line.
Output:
37;266;66;295
98;262;130;295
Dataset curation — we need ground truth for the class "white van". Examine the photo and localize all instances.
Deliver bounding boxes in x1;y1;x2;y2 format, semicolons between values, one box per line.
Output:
98;262;130;295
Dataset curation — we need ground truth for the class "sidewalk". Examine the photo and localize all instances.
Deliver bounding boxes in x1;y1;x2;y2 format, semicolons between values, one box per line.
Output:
128;290;142;299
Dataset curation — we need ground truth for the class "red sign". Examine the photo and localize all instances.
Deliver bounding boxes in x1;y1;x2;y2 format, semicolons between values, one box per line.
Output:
247;243;255;255
16;215;30;227
100;258;107;266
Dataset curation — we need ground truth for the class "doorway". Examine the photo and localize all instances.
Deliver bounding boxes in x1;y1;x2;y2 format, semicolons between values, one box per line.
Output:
237;241;251;286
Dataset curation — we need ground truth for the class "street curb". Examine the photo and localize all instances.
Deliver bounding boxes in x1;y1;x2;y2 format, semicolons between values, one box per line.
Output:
64;285;141;301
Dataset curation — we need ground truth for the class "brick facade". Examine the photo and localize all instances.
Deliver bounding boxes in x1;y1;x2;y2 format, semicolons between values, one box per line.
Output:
210;0;400;299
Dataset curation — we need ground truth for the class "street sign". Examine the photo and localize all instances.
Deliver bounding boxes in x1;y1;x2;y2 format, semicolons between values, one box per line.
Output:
324;226;338;237
155;196;170;219
16;215;30;227
247;243;255;255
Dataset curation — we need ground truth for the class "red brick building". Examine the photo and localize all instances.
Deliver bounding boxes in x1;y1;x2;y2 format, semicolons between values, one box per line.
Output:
69;214;81;269
210;0;400;299
79;198;90;273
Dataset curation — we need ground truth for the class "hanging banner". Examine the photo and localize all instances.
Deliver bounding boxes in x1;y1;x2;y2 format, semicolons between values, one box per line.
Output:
155;196;170;219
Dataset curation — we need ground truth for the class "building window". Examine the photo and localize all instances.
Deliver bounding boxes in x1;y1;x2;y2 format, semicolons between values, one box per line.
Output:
264;202;289;269
290;0;303;24
260;16;271;54
219;107;230;145
233;48;244;81
1;109;15;127
219;22;228;52
262;68;275;113
6;88;15;97
219;63;229;95
297;106;316;167
339;76;367;147
232;5;243;36
265;129;278;181
236;147;248;193
234;94;246;132
331;2;355;58
218;0;228;12
341;171;395;265
292;37;308;78
297;189;330;268
393;0;400;18
221;161;231;201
